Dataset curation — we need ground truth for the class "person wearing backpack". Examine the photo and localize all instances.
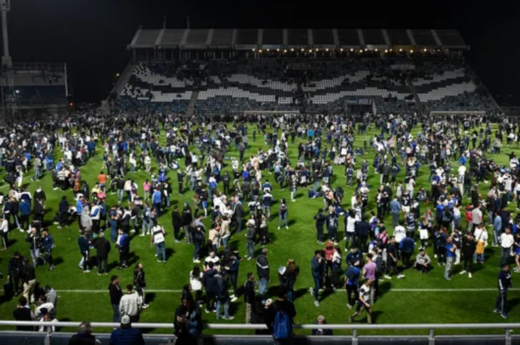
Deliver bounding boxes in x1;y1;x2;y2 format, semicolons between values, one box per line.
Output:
265;287;296;344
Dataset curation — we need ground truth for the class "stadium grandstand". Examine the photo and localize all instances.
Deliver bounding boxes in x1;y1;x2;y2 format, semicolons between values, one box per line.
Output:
0;0;69;124
110;28;500;117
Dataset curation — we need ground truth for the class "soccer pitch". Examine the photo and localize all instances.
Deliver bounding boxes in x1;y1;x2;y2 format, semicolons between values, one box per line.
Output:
0;123;517;335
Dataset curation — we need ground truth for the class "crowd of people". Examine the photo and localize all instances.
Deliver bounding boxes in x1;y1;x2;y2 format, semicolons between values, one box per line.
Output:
2;111;519;344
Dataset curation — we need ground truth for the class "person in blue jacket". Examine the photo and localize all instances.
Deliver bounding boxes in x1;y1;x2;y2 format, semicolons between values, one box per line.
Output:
495;264;512;319
78;232;90;273
19;199;31;232
311;250;325;307
152;188;162;216
41;229;55;271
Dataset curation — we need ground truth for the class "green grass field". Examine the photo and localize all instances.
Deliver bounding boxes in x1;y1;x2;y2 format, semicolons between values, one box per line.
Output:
0;123;518;335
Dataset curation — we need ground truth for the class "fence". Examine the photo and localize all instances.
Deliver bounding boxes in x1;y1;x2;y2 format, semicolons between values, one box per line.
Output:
0;321;519;345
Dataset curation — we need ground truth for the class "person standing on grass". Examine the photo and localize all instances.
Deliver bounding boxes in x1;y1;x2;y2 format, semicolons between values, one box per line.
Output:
41;229;55;271
119;284;143;323
109;275;123;323
349;280;372;324
151;223;167;263
215;272;234;320
133;263;149;309
256;248;270;300
244;272;256;324
189;265;203;305
78;232;91;273
345;261;360;309
203;261;218;313
513;232;520;273
12;297;35;331
500;227;514;267
92;232;111;275
444;237;457;280
310;250;325;307
116;229;130;269
277;198;289;230
171;205;182;243
495;264;512;319
474;224;488;264
384;237;405;279
363;254;377;302
314;208;327;245
265;287;297;345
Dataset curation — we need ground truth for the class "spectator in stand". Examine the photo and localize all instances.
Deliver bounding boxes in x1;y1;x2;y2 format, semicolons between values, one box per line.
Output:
174;298;202;345
68;322;102;345
109;315;144;345
312;315;333;336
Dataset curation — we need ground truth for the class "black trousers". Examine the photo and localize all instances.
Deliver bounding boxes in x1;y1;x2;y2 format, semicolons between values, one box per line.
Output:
346;285;358;306
206;292;216;311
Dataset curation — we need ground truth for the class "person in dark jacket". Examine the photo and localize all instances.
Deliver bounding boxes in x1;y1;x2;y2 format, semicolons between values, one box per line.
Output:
265;287;297;338
355;220;370;253
312;315;333;336
399;237;415;268
19;199;31;232
41;229;55;271
109;275;123;323
314;209;327;244
174;297;202;345
256;248;270;299
12;296;35;331
181;203;193;244
225;251;240;302
215;273;234;320
171;206;182;243
92;232;111;275
78;232;90;273
109;315;144;345
7;251;27;295
244;272;256;324
202;262;218;313
58;196;70;228
133;263;149;308
68;322;101;345
311;250;325;307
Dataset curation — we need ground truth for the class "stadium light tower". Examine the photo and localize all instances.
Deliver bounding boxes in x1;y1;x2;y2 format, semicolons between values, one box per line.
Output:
0;0;11;68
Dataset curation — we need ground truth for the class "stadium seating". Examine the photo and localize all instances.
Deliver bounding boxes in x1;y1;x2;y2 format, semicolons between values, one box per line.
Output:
116;58;496;115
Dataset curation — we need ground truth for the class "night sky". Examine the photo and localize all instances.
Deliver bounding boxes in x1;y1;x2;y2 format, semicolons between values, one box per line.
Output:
5;0;520;104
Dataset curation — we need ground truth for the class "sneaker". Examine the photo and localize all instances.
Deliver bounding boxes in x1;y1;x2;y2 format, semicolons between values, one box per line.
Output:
494;308;499;313
139;234;145;237
142;304;150;309
277;227;281;230
97;273;102;276
468;273;472;278
314;300;320;307
57;226;62;229
286;226;289;230
500;313;508;319
223;316;235;320
384;275;392;280
434;254;437;258
459;270;467;275
309;287;314;296
19;229;25;233
193;259;201;263
445;277;451;281
333;242;338;246
230;296;238;302
347;304;352;309
83;270;90;273
157;260;162;263
205;309;211;314
397;274;405;279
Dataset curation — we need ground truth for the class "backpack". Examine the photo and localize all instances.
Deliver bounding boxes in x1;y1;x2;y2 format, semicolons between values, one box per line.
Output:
273;309;291;340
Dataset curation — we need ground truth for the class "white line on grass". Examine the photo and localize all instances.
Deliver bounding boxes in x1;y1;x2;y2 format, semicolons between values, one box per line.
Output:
55;288;516;293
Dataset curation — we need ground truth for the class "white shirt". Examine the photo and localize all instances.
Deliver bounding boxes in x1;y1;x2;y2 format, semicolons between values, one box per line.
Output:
501;233;514;249
394;225;406;243
152;226;165;244
458;165;466;176
189;271;203;291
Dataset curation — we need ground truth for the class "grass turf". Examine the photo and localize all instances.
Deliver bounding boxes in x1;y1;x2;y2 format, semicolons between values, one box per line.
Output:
0;123;518;335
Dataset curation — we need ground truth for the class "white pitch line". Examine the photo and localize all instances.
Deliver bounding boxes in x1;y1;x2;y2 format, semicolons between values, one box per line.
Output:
54;288;515;293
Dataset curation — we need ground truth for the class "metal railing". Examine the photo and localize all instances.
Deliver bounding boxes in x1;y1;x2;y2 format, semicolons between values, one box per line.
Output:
0;321;518;345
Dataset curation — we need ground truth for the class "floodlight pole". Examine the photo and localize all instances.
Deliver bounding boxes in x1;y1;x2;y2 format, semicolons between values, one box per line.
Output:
1;0;11;68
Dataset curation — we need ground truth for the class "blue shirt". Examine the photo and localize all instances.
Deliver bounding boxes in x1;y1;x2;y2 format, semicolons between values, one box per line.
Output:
109;327;144;345
445;243;455;258
390;200;401;214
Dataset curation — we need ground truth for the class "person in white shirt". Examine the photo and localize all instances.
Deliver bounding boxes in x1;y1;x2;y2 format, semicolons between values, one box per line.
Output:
500;228;514;267
204;251;221;271
150;225;166;263
473;224;488;263
393;222;407;244
189;265;203;303
119;284;143;322
0;215;8;250
35;295;55;319
458;164;466;184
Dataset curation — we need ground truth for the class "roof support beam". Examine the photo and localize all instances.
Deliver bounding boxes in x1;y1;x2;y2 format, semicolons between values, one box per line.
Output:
431;29;442;46
406;29;417;46
357;29;365;47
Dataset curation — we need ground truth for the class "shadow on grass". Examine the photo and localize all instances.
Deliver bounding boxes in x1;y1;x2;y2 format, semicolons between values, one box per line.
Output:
53;257;64;267
127;254;141;266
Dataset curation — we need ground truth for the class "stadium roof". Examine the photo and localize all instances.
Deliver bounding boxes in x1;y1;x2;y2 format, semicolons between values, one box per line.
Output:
128;28;468;50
